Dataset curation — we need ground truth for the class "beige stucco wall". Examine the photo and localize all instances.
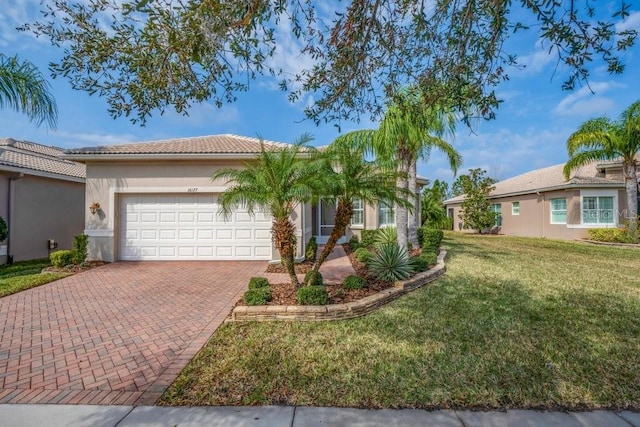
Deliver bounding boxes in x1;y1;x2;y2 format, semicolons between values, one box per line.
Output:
8;174;85;261
84;159;312;262
447;187;627;241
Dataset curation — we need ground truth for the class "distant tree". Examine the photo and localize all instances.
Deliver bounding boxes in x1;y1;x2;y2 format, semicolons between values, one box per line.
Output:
23;1;637;125
0;54;57;128
458;168;497;233
564;100;640;241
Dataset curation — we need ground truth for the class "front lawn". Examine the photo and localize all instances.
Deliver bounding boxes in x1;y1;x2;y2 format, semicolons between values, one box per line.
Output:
160;233;640;410
0;259;70;298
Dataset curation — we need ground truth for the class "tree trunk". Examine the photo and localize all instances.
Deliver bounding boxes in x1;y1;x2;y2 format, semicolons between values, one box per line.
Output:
310;199;353;281
272;217;300;287
623;161;638;242
395;161;410;250
407;160;419;247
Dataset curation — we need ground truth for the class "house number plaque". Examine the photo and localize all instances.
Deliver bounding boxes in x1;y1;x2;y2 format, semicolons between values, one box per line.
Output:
187;187;198;192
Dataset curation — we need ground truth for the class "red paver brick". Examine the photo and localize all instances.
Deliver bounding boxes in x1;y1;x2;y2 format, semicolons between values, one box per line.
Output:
0;261;265;405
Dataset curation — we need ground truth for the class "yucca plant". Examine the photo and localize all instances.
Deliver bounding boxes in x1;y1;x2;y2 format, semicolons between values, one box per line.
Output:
367;243;415;283
375;226;398;246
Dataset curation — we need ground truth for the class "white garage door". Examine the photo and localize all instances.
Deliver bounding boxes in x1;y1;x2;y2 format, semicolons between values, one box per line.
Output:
119;194;272;260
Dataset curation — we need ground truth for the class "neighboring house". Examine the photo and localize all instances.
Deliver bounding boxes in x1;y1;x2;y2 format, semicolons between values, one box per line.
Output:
64;134;425;262
0;138;86;263
444;160;637;240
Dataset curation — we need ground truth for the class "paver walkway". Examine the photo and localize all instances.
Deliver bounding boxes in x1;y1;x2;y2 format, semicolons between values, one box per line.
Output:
0;261;265;406
265;245;356;284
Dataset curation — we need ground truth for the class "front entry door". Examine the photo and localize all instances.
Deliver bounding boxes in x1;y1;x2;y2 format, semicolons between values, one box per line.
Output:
317;199;346;244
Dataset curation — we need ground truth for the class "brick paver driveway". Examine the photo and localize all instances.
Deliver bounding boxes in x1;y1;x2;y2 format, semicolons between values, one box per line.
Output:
0;261;266;405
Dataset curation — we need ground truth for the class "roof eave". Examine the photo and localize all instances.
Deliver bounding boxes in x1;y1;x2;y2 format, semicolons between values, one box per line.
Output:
0;164;86;183
62;152;263;162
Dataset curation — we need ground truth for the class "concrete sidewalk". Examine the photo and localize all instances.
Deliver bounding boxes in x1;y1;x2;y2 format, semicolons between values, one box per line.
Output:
0;404;639;427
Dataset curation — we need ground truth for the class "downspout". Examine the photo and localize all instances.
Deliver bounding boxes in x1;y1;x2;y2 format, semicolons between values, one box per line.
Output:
7;173;24;264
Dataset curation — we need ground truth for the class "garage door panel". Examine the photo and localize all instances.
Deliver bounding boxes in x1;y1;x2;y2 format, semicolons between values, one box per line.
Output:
119;194;272;260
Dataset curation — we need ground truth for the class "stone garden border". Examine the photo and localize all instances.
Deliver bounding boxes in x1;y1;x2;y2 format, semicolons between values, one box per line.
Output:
229;250;447;322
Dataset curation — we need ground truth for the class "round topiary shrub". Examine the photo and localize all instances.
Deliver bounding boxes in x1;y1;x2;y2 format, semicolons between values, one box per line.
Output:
248;277;270;289
50;250;75;268
420;251;438;266
354;247;373;263
343;275;367;290
411;255;429;272
296;285;328;305
304;270;323;286
243;287;272;305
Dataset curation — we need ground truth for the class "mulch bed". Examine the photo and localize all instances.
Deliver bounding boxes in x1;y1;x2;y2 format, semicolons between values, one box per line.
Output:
42;261;108;274
265;260;314;274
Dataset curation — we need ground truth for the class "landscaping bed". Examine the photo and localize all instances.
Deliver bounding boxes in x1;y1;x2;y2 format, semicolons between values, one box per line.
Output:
161;232;640;410
42;260;108;274
0;259;71;298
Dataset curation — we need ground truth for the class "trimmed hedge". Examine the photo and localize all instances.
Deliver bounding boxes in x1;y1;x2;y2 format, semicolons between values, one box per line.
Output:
420;251;438;266
243;287;272;305
305;236;318;261
50;250;75;268
354;247;374;263
348;235;361;251
360;229;379;248
297;285;328;305
305;270;324;286
248;277;270;289
72;234;89;265
587;228;636;243
411;255;430;272
418;227;444;248
343;275;367;290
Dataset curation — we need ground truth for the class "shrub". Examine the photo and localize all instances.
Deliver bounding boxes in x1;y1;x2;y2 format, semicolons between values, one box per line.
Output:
297;285;328;305
418;227;444;248
0;216;7;242
304;270;324;286
420;251;438;266
343;275;367;290
305;236;318;261
375;226;398;246
50;250;75;268
367;243;414;283
354;247;374;263
411;255;429;272
348;235;360;251
588;228;636;243
248;277;270;289
360;229;379;248
72;234;89;264
243;287;272;305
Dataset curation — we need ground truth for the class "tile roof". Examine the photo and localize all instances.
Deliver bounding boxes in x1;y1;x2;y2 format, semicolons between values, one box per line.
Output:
64;134;291;156
0;138;86;179
445;161;623;204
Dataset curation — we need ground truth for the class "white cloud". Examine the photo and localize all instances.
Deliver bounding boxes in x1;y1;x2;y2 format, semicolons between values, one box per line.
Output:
56;131;139;147
554;81;622;117
161;102;240;128
615;11;640;33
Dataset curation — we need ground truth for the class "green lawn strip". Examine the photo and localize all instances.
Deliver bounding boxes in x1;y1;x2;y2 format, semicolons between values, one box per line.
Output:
0;259;70;297
160;233;640;409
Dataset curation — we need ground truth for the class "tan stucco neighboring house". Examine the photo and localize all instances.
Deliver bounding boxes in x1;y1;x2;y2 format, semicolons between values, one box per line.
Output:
443;160;637;240
64;134;424;263
0;138;86;263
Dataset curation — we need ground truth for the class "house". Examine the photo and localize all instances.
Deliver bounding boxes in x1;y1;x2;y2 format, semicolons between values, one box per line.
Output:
64;134;425;262
0;138;86;263
444;160;637;240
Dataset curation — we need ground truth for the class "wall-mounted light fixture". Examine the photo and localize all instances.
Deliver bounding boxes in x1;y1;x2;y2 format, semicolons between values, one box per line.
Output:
89;202;101;215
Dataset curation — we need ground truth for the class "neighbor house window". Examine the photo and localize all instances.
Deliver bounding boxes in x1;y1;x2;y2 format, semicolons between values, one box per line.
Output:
378;201;395;226
351;198;364;226
550;198;567;224
582;196;614;225
512;201;520;216
490;203;502;227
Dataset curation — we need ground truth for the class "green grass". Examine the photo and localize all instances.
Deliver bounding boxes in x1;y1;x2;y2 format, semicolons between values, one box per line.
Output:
0;258;70;298
160;233;640;410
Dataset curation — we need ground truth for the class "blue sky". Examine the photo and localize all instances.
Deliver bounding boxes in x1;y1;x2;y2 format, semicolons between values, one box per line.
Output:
1;1;639;186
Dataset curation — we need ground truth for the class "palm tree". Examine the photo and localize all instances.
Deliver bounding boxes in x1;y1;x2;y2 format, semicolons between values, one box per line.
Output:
0;54;58;129
307;133;410;280
564;100;640;241
374;89;462;248
213;135;324;287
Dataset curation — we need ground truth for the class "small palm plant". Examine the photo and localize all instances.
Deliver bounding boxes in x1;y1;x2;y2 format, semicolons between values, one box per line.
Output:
367;243;415;283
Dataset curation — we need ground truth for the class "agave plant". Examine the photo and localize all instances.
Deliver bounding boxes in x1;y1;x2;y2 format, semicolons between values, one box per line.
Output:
375;226;398;246
367;243;414;283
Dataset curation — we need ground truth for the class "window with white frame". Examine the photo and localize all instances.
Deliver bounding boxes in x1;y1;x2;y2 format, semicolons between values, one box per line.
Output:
490;203;502;227
351;198;364;226
512;201;520;216
378;201;395;226
550;198;567;224
582;196;615;225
